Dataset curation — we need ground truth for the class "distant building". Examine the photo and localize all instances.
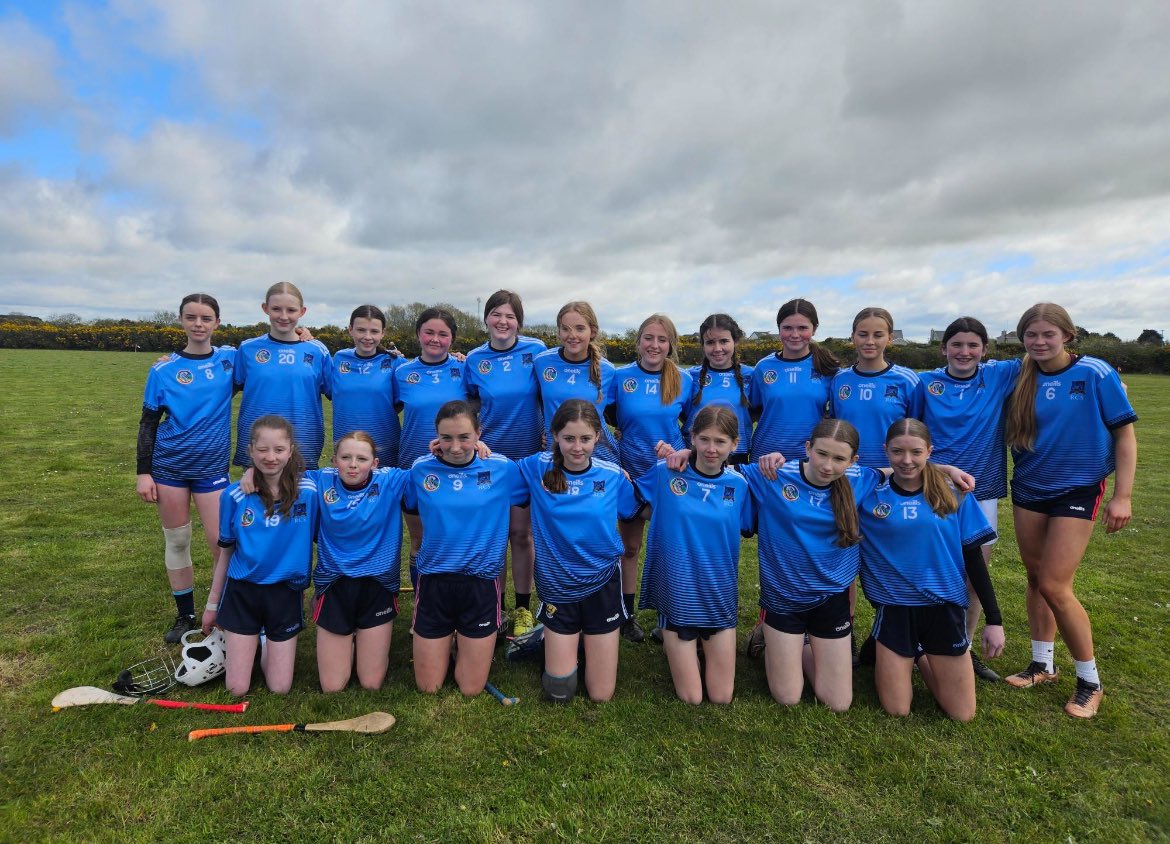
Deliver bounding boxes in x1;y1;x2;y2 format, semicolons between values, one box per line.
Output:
929;329;946;343
749;331;777;341
996;330;1021;346
890;329;907;346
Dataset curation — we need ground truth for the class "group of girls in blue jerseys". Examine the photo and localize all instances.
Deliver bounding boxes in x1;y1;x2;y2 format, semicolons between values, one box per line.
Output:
136;285;1137;720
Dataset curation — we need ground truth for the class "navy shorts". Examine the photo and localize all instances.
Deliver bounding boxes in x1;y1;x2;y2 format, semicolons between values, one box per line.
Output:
155;472;231;493
218;578;304;642
763;590;852;640
871;602;969;659
658;614;728;642
312;576;398;635
1013;480;1105;521
413;572;501;639
537;567;625;636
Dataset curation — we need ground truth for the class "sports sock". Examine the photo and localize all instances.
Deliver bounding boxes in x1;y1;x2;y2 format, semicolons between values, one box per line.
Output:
623;593;635;615
515;592;531;611
173;588;195;617
1031;640;1055;673
1074;658;1100;686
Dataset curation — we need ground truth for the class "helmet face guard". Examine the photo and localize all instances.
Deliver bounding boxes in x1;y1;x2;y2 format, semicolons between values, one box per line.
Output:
112;653;178;696
174;629;227;687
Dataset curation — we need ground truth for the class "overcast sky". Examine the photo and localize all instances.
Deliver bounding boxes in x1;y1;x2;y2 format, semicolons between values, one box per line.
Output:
2;1;1169;341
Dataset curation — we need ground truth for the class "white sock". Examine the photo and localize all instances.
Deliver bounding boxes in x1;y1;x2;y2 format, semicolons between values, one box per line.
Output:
1074;659;1100;686
1031;640;1055;673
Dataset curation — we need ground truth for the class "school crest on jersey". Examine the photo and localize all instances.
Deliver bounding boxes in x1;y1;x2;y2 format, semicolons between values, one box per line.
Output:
871;502;892;519
323;488;339;504
722;486;736;505
884;385;899;399
837;385;852;400
763;369;779;385
292;502;308;521
1069;381;1086;396
701;373;713;387
176;370;194;385
241;508;255;527
478;360;492;375
542;367;558;382
338;361;352;374
782;483;799;502
380;358;393;370
622;378;638;393
450;368;462;380
254;349;271;364
522;353;534;365
477;471;492;489
303;353;315;366
928;381;945;396
592;480;606;495
406;372;421;384
369;483;380;497
669;478;688;496
221;359;233;373
423;474;440;492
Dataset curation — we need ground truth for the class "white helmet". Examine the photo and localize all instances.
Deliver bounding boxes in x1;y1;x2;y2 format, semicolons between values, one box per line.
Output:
174;629;227;687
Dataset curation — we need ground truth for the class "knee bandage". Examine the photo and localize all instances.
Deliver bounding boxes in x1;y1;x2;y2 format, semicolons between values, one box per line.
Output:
542;668;578;703
163;523;193;571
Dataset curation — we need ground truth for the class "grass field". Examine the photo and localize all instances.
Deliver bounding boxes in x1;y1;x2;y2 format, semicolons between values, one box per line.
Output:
0;349;1167;843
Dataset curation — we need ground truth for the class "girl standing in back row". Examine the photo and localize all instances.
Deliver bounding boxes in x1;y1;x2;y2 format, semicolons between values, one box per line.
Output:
1002;303;1137;719
684;314;754;463
330;305;402;468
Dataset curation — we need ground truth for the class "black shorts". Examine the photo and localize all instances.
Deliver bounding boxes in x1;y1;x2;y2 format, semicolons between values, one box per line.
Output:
218;578;304;642
763;590;852;640
1013;480;1105;521
658;614;728;642
871;602;969;659
537;567;625;636
312;576;398;635
412;572;501;640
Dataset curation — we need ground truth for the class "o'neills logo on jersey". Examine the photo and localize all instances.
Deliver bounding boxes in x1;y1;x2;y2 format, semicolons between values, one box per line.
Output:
871;502;892;519
837;385;852;400
928;381;945;396
406;372;421;384
762;369;778;385
323;488;339;504
338;361;352;374
241;508;255;527
622;378;638;393
422;474;440;492
669;478;688;496
176;370;194;385
477;360;492;374
254;349;271;364
542;367;558;382
782;483;799;501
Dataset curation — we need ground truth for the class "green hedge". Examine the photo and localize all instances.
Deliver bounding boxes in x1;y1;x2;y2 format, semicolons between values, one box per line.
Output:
2;322;1167;373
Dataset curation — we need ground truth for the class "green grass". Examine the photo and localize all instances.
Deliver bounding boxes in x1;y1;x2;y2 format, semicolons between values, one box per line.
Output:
0;349;1167;843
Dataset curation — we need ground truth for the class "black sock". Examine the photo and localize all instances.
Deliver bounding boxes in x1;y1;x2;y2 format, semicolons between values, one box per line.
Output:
173;589;195;617
623;593;635;614
515;592;531;611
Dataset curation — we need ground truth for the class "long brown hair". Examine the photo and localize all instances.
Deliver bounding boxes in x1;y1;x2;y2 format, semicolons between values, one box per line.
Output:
249;415;305;518
637;313;683;404
884;419;956;517
557;301;605;401
777;299;838;377
805;418;861;547
543;400;601;494
1006;303;1076;452
695;314;749;407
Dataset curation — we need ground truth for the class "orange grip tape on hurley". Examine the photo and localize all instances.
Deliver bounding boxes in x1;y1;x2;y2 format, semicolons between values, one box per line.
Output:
188;723;296;741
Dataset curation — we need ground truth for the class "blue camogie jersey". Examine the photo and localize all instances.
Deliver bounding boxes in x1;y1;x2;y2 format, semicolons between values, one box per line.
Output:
234;335;332;469
636;459;753;628
749;353;832;463
464;336;547;459
1010;355;1138;504
330;348;401;467
858;480;996;607
684;363;755;458
920;358;1021;501
614;363;693;479
311;466;409;593
517;453;640;603
142;347;236;481
393;356;467;470
830;364;924;468
533;348;620;463
218;477;318;589
743;461;883;612
404;454;526;579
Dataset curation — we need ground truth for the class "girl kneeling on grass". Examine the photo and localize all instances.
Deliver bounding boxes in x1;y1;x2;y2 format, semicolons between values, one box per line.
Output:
203;416;317;696
858;419;1005;721
517;400;641;703
637;405;753;704
405;401;526;697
